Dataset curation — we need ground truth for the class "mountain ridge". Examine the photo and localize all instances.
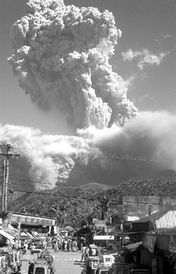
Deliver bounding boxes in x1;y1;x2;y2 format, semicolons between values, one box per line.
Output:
7;157;176;192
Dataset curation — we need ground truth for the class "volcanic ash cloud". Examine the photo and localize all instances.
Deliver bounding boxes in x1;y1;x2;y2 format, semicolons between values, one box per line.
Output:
9;0;176;190
0;124;96;190
8;0;137;131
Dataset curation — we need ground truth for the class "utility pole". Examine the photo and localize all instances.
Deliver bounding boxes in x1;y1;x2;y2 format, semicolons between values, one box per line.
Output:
0;144;20;212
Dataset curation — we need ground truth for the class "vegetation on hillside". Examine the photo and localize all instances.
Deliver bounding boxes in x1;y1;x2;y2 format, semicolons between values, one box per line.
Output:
9;183;121;228
115;177;176;196
8;177;176;228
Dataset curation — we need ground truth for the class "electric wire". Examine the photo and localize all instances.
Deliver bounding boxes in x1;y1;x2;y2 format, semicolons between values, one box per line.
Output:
0;153;158;196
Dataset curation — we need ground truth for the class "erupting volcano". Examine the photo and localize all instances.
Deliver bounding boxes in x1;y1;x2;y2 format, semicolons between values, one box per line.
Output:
1;0;175;190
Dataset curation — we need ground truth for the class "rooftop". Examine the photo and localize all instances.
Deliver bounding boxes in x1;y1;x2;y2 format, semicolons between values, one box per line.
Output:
134;206;176;223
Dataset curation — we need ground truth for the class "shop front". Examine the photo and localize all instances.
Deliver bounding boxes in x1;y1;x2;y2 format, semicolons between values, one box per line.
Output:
142;232;176;274
9;213;56;234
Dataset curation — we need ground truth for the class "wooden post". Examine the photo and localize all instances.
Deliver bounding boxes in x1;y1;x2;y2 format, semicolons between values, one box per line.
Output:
1;158;6;212
4;156;9;212
0;144;20;213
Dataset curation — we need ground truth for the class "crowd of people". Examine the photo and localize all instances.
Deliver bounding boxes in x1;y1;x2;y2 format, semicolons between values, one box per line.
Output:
4;234;83;255
0;248;22;273
0;229;92;273
51;236;80;252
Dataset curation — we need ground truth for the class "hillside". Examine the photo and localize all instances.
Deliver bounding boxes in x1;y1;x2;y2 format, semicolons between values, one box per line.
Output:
7;177;176;228
7;157;176;191
9;157;35;192
8;183;121;227
4;156;176;228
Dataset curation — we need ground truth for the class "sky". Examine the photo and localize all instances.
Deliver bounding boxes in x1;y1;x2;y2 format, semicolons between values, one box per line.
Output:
0;0;175;135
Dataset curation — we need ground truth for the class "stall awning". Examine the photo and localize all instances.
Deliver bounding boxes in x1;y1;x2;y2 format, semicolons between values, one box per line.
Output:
94;235;115;240
0;230;15;241
125;241;143;252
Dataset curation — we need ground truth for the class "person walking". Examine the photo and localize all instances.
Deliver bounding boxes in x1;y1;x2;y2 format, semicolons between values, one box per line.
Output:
81;245;87;262
54;241;58;253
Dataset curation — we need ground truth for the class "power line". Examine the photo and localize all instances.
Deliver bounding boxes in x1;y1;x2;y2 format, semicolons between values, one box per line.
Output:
1;151;158;200
105;153;158;162
7;153;157;185
9;176;35;184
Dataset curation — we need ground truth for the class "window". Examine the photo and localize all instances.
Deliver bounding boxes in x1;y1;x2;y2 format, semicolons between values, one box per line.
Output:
35;267;45;274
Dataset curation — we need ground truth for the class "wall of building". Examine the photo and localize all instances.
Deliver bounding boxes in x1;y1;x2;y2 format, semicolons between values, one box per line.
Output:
122;196;176;219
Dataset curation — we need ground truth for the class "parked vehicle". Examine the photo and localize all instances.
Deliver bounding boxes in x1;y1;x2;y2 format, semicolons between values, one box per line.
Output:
19;250;55;274
99;254;115;268
31;248;43;255
30;238;44;250
32;260;55;274
83;256;100;274
97;269;111;274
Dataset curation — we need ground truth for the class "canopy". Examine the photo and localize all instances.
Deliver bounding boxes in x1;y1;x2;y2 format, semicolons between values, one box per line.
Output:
21;232;27;237
94;235;115;240
89;244;98;248
125;241;142;252
0;230;15;241
20;232;33;239
66;226;74;232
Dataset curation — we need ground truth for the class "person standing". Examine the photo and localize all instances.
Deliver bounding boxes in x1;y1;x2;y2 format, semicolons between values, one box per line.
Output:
72;240;78;252
23;241;28;254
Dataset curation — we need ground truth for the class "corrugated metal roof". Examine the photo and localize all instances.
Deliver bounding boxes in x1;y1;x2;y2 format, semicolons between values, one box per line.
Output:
133;206;175;223
125;241;143;251
0;230;14;241
154;227;176;235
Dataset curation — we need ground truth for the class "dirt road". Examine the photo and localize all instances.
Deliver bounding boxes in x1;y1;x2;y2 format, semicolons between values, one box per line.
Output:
54;251;84;274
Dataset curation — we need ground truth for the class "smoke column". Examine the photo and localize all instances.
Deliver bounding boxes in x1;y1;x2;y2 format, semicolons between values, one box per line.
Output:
0;123;95;189
8;0;137;130
4;0;176;189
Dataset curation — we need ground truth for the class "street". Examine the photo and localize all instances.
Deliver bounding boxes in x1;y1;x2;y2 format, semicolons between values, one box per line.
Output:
53;251;84;274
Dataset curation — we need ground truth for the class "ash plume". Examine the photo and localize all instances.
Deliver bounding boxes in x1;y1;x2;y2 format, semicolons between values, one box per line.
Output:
4;0;176;189
92;111;176;171
0;124;95;190
8;0;137;130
